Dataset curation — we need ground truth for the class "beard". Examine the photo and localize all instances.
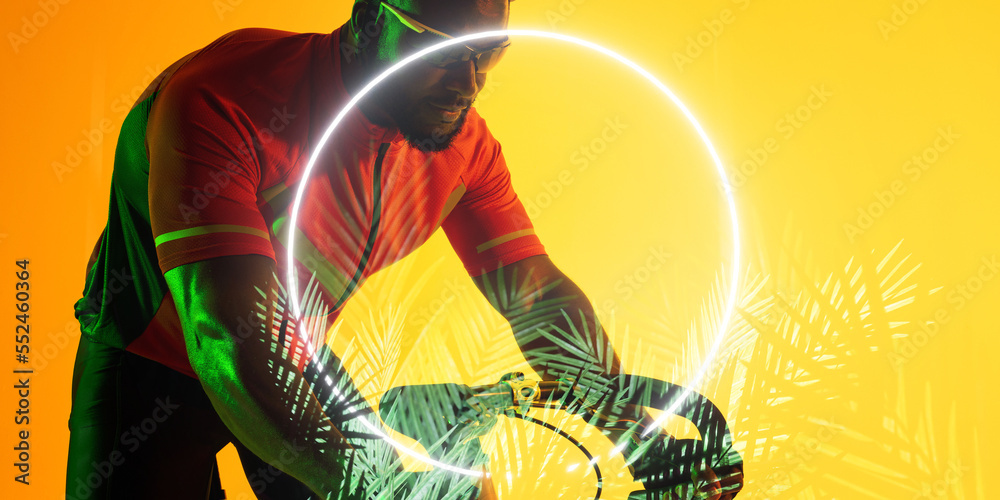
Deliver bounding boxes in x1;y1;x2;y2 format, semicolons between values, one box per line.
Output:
370;79;475;153
395;103;471;153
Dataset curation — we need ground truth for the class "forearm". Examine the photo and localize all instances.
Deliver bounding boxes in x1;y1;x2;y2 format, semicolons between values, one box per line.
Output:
510;297;660;426
472;256;621;382
188;326;355;497
507;278;620;384
166;256;360;498
474;256;655;423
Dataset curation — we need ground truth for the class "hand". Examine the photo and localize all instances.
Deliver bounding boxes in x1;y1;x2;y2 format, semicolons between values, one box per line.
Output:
458;382;514;426
623;425;743;500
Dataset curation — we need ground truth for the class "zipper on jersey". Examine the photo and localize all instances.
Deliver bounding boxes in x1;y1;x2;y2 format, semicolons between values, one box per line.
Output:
329;142;390;313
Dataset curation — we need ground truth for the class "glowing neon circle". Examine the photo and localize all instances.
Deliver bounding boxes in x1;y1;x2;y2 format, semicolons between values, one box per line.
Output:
286;29;742;479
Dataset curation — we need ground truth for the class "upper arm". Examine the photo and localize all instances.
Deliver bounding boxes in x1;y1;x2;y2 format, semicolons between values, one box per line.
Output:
441;131;546;277
146;77;280;369
164;254;278;372
147;75;274;274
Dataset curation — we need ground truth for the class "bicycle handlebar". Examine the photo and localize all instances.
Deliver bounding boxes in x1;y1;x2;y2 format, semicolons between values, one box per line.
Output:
378;372;743;498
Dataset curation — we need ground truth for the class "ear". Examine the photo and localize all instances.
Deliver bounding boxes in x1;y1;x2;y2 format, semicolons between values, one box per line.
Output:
350;0;384;40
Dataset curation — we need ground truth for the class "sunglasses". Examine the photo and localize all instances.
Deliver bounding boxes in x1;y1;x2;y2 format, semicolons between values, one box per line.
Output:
380;1;511;73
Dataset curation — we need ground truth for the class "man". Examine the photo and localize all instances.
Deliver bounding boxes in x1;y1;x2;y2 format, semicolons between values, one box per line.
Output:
69;0;741;498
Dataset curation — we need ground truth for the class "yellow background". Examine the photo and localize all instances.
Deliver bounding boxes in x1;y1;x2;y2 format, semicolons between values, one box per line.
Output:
2;0;997;498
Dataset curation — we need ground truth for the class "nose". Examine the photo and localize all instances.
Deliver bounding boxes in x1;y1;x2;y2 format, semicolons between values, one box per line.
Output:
443;58;480;100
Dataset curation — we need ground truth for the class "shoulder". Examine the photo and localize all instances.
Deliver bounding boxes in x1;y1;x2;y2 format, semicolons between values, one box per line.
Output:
147;28;338;151
154;28;335;113
449;107;502;166
185;27;331;72
458;107;496;144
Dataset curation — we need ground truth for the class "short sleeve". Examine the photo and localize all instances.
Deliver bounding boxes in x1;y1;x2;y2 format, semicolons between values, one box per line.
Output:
442;137;546;276
147;78;274;273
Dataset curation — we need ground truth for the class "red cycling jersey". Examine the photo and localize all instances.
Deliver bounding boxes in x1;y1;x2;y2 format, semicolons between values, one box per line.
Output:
76;26;545;377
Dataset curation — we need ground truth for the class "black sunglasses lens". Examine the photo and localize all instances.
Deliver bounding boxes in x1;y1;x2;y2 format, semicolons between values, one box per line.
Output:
473;44;509;72
422;44;509;73
421;44;469;68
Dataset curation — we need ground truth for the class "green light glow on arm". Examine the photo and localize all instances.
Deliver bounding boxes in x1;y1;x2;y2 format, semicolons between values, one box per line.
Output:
165;255;361;497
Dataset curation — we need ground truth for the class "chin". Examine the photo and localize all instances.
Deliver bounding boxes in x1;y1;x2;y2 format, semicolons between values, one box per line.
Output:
402;109;470;153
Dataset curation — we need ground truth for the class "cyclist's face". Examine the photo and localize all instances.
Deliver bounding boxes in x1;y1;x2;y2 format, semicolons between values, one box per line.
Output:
368;0;509;151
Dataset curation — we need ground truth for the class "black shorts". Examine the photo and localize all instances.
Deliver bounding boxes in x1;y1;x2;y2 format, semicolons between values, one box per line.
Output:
66;335;315;500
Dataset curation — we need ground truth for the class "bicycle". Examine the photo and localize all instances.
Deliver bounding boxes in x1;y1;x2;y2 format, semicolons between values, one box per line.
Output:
377;373;744;499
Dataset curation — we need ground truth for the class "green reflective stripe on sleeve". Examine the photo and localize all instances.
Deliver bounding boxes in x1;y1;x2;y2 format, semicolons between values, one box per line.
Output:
476;229;536;254
154;224;270;247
